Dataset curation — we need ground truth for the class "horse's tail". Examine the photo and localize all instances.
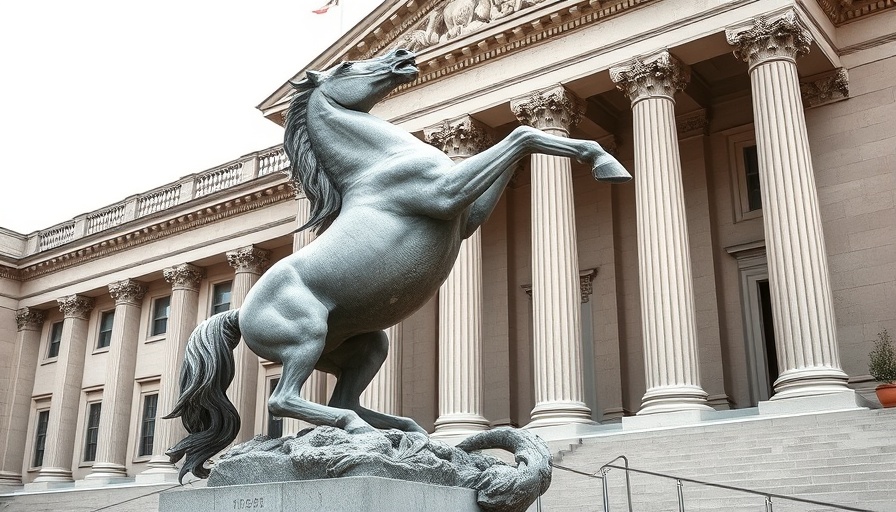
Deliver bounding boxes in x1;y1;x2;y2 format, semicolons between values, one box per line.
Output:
163;309;242;482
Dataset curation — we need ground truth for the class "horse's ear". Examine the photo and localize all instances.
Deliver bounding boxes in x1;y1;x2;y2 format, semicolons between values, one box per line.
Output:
306;70;325;86
289;77;312;90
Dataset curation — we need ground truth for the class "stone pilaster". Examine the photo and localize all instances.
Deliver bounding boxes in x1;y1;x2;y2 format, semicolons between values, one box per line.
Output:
511;86;592;427
727;10;851;400
425;116;492;436
137;264;203;482
610;51;711;415
30;295;94;487
0;308;46;488
226;246;270;443
359;324;402;416
84;280;146;484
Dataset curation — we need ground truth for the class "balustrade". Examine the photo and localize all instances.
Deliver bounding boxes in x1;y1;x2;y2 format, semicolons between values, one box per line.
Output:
194;163;242;197
37;223;75;251
86;204;126;235
258;147;290;176
136;185;182;217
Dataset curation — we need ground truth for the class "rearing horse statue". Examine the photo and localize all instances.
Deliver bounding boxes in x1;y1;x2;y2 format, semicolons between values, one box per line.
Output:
166;48;631;480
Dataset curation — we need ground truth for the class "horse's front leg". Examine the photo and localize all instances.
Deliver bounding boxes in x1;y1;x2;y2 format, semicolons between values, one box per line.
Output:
510;126;630;183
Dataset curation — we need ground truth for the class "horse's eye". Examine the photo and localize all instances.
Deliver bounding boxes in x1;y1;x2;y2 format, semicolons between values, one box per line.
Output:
340;62;353;69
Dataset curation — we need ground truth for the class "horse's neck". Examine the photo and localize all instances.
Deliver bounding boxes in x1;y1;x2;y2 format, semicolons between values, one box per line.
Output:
308;94;413;181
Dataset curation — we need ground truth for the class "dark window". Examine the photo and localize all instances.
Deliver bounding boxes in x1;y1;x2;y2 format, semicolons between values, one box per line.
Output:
84;402;101;462
743;144;762;211
211;281;233;315
47;321;63;358
33;410;49;467
139;394;158;457
267;378;282;438
151;296;170;336
97;310;115;349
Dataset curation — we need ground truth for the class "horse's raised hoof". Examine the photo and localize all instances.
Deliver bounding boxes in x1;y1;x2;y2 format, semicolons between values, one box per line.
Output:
592;157;632;184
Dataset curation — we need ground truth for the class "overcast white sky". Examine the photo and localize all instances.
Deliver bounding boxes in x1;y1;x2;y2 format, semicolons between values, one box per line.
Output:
0;0;383;234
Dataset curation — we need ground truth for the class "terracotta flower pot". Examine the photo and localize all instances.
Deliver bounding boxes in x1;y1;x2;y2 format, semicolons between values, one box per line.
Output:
875;383;896;408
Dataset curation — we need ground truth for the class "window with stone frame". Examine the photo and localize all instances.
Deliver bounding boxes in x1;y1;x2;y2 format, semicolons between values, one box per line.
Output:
32;409;50;467
742;145;761;211
97;310;115;349
727;125;762;222
83;402;102;462
211;281;233;315
151;295;171;336
139;393;158;457
47;321;63;358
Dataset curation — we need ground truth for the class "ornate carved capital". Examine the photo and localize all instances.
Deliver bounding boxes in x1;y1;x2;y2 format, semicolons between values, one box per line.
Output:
676;109;710;138
726;10;813;69
423;116;494;159
580;269;597;304
610;51;690;104
510;85;584;134
226;246;271;275
57;294;95;320
108;279;147;306
801;68;849;108
16;307;46;332
163;263;204;292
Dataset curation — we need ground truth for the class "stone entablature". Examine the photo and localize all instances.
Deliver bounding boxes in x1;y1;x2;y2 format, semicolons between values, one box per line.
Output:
11;144;292;257
814;0;896;25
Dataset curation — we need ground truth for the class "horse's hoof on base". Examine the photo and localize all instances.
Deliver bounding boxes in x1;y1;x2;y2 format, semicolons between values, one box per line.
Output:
592;159;632;183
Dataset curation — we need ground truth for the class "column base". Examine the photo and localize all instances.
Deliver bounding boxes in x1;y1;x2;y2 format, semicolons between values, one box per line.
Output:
431;414;490;439
135;457;182;484
771;367;851;400
638;385;712;415
0;471;23;488
759;389;869;415
31;466;73;483
526;401;593;428
80;463;131;487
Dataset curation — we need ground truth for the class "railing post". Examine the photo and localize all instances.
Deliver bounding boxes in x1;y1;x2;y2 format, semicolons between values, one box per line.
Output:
677;479;685;512
601;468;611;512
765;496;773;512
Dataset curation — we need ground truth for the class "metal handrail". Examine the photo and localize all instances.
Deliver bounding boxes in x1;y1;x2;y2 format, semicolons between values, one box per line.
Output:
553;456;877;512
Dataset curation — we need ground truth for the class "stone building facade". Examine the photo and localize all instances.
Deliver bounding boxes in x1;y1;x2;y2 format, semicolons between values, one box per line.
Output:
1;0;894;495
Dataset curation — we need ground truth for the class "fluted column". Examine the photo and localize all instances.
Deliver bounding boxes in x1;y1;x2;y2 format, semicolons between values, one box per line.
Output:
424;116;493;436
610;51;711;415
727;10;850;399
0;308;46;488
31;295;94;487
360;324;403;415
511;86;592;426
226;246;270;443
137;264;203;482
84;280;146;484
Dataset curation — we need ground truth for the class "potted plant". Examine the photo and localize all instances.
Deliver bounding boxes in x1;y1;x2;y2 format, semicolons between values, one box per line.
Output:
868;329;896;408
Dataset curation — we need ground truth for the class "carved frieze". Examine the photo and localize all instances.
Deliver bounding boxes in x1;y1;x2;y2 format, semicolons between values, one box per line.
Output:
57;294;95;320
801;68;849;108
423;116;493;159
15;307;46;332
163;264;204;292
814;0;896;25
227;246;271;275
510;85;584;134
0;264;22;281
108;279;148;306
610;51;690;104
726;10;813;69
676;109;710;139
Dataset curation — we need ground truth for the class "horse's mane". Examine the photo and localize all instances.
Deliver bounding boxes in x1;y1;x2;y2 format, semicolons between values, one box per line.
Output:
284;79;341;234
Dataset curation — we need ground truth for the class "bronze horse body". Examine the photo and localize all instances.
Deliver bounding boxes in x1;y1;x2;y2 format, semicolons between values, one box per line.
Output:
166;48;631;480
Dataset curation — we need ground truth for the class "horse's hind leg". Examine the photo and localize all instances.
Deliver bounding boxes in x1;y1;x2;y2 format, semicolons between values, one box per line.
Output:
321;331;426;434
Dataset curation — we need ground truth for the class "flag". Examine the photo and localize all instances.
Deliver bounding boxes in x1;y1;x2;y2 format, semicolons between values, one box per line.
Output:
312;0;338;14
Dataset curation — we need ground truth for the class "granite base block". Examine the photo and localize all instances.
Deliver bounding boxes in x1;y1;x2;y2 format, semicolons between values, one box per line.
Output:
160;476;481;512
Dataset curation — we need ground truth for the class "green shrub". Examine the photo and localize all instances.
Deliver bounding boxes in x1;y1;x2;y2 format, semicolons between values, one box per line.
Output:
869;329;896;384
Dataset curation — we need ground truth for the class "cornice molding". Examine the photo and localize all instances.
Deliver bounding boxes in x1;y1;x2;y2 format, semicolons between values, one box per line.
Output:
14;183;294;282
0;264;22;281
814;0;896;25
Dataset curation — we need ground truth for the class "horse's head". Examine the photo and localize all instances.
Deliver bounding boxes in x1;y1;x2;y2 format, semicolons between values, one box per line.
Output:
293;48;418;112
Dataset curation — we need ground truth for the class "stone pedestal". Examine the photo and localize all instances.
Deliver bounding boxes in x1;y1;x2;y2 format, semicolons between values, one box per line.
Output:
610;51;711;415
160;477;480;512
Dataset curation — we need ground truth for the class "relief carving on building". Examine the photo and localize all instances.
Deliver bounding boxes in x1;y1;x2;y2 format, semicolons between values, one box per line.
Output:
15;307;46;332
108;279;148;306
163;264;205;292
610;51;690;103
424;116;494;159
226;246;271;275
57;294;95;320
511;85;584;133
725;10;813;68
801;68;849;108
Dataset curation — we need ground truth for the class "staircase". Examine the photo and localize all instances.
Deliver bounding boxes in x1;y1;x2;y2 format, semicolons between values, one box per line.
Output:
542;408;896;511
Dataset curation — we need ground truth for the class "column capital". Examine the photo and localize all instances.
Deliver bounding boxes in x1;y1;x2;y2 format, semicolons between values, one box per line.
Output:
610;50;690;104
226;246;271;275
801;68;849;108
163;263;204;292
726;9;812;69
510;85;583;134
57;294;95;320
108;279;147;306
423;116;493;159
16;307;46;332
